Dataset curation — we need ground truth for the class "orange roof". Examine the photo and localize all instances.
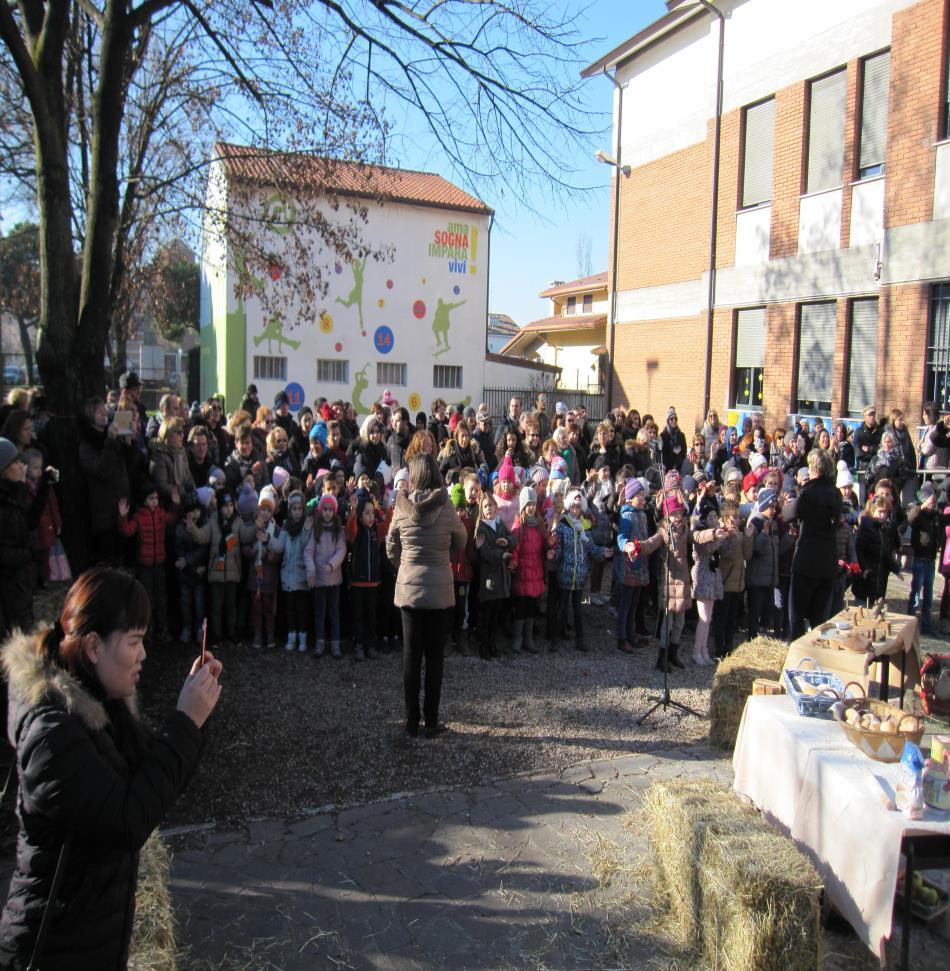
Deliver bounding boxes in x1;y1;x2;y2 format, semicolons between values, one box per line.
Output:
215;142;492;215
498;313;606;354
538;272;608;298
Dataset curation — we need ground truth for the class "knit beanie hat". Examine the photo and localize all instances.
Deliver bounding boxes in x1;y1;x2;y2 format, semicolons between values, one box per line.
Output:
139;480;159;502
624;477;644;501
662;494;685;516
394;467;410;489
449;483;466;509
208;466;225;486
380;388;396;408
663;469;682;493
565;489;588;513
796;466;810;485
274;390;289;408
476;403;490;421
725;467;743;485
742;472;759;495
749;452;767;471
287;490;305;511
309;421;328;445
836;463;854;488
682;475;697;495
272;466;290;490
0;438;18;473
498;455;516;485
555;401;567;415
755;489;777;512
519;485;537;513
667;406;677;422
196;486;214;509
317;493;338;515
549;456;568;479
236;483;258;520
258;484;278;511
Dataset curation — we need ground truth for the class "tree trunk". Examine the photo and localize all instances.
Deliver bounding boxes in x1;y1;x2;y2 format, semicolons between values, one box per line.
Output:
15;314;35;384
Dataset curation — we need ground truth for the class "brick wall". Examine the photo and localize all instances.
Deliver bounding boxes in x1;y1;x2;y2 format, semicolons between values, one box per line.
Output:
762;302;797;430
840;59;860;249
615;141;712;289
886;0;947;228
611;316;708;430
769;83;806;259
878;284;928;416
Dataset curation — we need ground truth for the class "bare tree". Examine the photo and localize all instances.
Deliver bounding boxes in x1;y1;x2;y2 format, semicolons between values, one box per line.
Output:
575;232;592;278
0;0;594;564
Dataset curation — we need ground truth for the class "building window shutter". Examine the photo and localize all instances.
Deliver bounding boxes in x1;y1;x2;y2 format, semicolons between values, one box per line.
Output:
847;299;878;417
797;303;837;409
806;70;847;193
926;284;950;411
742;99;775;207
859;52;890;177
732;308;765;408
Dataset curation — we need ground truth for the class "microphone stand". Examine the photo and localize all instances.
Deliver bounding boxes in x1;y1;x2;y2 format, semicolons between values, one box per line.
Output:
638;478;702;726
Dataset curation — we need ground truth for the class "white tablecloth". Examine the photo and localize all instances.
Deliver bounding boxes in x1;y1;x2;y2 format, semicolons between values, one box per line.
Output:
733;695;950;962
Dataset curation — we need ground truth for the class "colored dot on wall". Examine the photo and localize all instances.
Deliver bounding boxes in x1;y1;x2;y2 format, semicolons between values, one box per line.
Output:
378;299;385;308
421;277;427;285
453;285;460;296
413;300;426;319
408;392;421;411
334;262;342;274
335;342;342;352
319;312;333;334
386;279;394;289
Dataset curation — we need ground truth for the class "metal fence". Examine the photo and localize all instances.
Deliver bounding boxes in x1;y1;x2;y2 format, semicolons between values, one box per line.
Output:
481;387;606;423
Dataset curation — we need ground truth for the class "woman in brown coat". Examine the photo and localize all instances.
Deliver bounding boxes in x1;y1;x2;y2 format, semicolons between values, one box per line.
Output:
386;454;467;737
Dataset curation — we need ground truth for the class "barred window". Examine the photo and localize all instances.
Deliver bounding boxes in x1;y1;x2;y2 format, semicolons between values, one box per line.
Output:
926;284;950;411
377;362;407;386
433;365;463;389
253;356;288;381
317;359;348;384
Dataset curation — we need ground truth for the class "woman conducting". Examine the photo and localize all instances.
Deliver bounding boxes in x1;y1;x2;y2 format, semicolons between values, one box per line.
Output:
386;454;466;738
0;566;222;969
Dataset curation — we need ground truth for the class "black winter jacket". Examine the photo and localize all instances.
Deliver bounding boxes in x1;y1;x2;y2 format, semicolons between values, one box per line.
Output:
0;480;35;637
0;633;203;970
790;476;843;580
77;423;131;534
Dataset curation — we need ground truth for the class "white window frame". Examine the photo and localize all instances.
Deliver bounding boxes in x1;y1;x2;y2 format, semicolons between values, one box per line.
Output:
376;362;408;387
317;358;349;384
433;364;463;389
253;355;288;381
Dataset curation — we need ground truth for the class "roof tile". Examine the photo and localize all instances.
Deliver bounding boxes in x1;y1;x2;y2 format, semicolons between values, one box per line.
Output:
215;142;492;215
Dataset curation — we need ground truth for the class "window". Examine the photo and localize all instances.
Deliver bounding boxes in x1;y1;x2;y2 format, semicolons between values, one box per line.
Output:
433;364;463;389
796;302;837;414
566;296;576;315
858;51;890;178
732;308;765;408
846;299;878;418
741;98;775;208
806;69;847;193
253;355;287;381
582;293;593;314
377;362;407;386
317;358;348;384
926;283;950;411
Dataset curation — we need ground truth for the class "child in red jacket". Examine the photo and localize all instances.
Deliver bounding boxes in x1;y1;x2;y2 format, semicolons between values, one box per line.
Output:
118;480;179;640
510;485;553;654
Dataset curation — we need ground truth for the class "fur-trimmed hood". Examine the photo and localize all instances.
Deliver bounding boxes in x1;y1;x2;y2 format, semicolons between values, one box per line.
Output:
1;629;128;735
396;486;448;527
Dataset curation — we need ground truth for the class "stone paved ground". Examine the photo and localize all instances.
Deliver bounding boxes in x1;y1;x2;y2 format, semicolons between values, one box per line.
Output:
167;744;950;971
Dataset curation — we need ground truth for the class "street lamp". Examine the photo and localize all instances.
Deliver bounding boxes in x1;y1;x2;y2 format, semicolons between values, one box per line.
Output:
595;76;630;417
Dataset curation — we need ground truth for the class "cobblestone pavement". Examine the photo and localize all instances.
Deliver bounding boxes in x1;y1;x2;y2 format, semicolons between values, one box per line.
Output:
167;744;950;971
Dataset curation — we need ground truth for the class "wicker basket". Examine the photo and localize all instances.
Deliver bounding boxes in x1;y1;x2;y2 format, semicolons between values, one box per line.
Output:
834;682;924;763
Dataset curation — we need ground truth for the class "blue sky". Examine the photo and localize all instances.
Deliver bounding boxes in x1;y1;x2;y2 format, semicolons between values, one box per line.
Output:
479;0;667;328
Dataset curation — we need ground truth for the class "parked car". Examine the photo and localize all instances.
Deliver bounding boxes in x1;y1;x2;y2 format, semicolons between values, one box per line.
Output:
3;364;26;386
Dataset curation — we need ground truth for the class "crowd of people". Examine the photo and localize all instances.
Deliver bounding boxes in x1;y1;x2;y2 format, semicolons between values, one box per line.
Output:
1;381;949;675
3;377;950;965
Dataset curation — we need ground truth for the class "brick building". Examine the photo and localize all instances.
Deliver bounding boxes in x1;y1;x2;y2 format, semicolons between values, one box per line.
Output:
584;0;950;433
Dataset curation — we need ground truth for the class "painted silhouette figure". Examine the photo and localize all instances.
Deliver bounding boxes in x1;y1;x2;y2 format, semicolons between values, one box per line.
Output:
336;258;366;336
254;317;301;354
432;297;466;354
351;363;370;415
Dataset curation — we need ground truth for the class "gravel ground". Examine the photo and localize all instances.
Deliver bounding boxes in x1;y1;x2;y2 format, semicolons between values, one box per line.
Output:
139;600;716;828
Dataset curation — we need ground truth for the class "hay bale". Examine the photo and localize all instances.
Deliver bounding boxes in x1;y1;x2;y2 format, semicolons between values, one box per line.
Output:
129;833;177;971
700;829;823;971
710;636;788;750
642;780;770;948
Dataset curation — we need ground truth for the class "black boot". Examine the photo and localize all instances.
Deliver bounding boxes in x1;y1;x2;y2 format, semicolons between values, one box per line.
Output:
668;641;685;669
656;644;671;673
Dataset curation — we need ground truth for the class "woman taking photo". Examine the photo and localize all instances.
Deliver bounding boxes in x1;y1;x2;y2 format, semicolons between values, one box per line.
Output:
0;567;222;969
386;455;466;738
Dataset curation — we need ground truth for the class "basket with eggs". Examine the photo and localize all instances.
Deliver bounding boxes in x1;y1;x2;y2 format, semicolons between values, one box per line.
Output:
830;681;924;763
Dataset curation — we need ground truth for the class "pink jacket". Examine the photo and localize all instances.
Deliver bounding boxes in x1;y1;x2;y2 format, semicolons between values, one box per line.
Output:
305;524;347;587
510;517;551;598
